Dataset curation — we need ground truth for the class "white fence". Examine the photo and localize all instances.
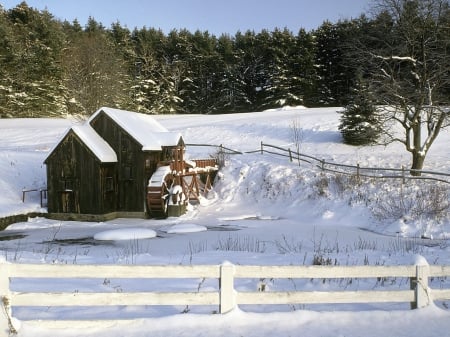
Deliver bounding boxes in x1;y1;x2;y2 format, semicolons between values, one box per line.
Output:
1;262;450;336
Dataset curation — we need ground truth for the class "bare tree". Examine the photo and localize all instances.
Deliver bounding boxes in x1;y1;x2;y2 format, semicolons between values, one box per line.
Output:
62;30;131;115
291;118;304;166
366;0;450;175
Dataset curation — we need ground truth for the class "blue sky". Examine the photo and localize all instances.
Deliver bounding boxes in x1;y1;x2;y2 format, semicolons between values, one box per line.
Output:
1;0;372;35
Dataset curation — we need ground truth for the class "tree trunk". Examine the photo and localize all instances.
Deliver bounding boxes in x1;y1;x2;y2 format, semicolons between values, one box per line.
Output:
410;152;425;176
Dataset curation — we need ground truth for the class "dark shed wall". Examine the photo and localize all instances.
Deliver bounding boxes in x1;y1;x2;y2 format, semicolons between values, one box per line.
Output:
46;131;114;214
90;111;157;213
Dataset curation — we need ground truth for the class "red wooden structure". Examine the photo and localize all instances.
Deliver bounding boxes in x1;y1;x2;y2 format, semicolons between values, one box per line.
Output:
146;145;218;218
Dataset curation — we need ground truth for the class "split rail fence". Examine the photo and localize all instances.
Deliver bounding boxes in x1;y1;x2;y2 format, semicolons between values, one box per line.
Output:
187;142;450;184
1;262;450;336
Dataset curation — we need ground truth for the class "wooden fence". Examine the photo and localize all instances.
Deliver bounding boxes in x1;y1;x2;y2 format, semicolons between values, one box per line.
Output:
1;262;450;336
187;142;450;184
258;142;450;184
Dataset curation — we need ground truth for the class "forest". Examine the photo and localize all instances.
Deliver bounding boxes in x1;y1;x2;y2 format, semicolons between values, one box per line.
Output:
0;1;449;118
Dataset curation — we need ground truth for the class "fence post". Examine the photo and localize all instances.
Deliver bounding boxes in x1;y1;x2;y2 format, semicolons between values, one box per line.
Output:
288;148;292;162
411;264;430;309
356;163;360;181
0;262;14;337
219;262;236;313
402;166;406;184
260;141;263;155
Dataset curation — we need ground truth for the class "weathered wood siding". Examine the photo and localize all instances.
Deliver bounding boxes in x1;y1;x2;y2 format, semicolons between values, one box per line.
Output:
90;111;160;213
45;131;115;214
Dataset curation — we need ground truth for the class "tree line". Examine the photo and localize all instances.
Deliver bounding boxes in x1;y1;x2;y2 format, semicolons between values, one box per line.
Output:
1;1;441;117
1;1;449;174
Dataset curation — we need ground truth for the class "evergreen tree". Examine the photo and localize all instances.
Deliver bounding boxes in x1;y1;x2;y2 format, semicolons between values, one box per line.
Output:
0;6;16;117
214;34;249;113
234;30;264;111
261;28;302;109
5;1;436;120
131;27;183;114
4;2;66;117
338;75;380;145
295;29;318;107
312;20;357;106
164;29;198;114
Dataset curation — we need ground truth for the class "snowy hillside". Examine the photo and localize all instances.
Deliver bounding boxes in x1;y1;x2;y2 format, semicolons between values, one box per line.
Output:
1;107;450;337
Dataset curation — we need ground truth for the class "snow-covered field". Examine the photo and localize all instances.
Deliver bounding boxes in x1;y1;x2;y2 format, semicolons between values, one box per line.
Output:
1;107;450;336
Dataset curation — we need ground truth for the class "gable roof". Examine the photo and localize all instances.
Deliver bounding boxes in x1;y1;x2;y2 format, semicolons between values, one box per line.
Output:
44;124;117;164
71;125;118;162
89;107;182;151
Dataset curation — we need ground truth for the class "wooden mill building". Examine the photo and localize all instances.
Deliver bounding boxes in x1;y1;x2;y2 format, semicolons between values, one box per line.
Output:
44;107;185;220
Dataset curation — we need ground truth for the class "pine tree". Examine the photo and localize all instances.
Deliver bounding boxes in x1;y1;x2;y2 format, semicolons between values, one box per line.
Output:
338;76;380;145
261;28;303;110
4;2;67;117
214;34;249;113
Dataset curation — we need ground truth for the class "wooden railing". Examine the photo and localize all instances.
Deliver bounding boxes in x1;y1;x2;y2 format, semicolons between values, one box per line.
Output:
1;262;450;336
186;142;450;184
192;158;218;169
257;142;450;184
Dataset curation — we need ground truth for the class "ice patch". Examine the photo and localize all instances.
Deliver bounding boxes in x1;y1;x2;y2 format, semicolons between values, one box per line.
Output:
94;228;157;241
165;223;207;234
322;210;334;219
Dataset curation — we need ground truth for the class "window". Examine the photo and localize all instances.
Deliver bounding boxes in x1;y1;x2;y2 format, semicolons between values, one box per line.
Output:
105;177;114;192
122;166;133;180
60;179;73;191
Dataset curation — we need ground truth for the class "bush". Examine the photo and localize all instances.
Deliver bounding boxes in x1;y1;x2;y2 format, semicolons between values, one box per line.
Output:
372;182;449;222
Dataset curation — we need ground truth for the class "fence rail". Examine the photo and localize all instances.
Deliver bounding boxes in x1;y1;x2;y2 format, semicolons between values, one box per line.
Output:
186;142;450;184
1;262;450;336
258;142;450;183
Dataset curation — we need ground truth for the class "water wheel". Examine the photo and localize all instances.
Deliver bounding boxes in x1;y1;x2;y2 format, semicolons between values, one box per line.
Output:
147;166;173;218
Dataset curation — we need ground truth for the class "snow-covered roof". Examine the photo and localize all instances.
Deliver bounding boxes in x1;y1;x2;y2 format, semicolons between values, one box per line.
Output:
89;107;182;151
71;125;117;163
44;124;118;163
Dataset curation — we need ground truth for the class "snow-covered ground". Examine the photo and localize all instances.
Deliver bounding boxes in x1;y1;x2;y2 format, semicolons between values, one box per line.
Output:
1;107;450;336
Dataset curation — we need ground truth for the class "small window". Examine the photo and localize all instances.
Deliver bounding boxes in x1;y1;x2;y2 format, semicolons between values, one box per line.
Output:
105;177;114;192
60;179;73;191
122;166;133;180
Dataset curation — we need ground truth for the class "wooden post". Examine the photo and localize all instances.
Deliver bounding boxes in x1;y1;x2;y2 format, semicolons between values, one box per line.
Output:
357;163;360;181
260;141;263;155
219;263;236;313
414;264;430;309
288;148;293;162
402;165;406;184
0;262;13;337
409;273;415;310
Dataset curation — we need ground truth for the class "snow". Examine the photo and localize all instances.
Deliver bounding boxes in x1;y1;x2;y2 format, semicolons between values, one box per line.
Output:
164;223;207;234
148;165;171;187
1;106;450;336
170;185;183;195
71;125;118;162
46;124;118;163
90;107;182;151
94;228;157;241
